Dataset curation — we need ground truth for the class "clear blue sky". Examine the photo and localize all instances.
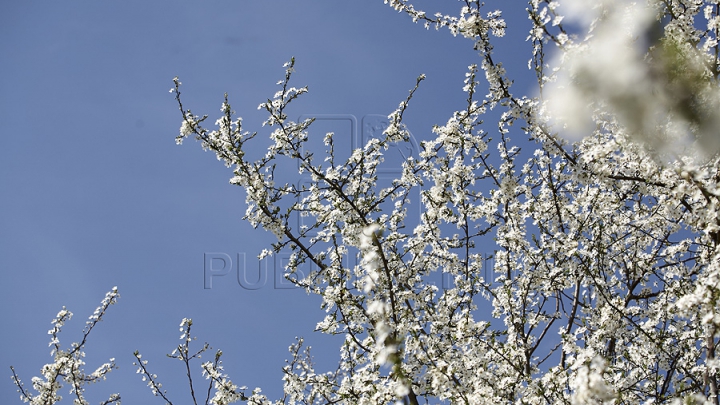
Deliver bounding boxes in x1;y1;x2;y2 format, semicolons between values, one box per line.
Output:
1;2;533;403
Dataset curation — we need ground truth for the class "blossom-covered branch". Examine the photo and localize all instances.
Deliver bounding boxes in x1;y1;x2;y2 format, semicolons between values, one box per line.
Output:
10;288;120;405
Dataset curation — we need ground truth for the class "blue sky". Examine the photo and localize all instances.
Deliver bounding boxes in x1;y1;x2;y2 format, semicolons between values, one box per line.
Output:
1;2;534;403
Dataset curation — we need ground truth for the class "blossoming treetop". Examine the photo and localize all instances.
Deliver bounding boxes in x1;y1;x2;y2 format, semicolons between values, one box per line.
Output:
170;0;720;403
13;1;720;404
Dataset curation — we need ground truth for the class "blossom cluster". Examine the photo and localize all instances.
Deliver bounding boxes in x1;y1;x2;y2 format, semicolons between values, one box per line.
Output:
544;0;720;162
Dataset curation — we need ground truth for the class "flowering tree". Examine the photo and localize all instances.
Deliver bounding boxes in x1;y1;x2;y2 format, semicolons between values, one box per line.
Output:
13;0;720;404
168;0;720;403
